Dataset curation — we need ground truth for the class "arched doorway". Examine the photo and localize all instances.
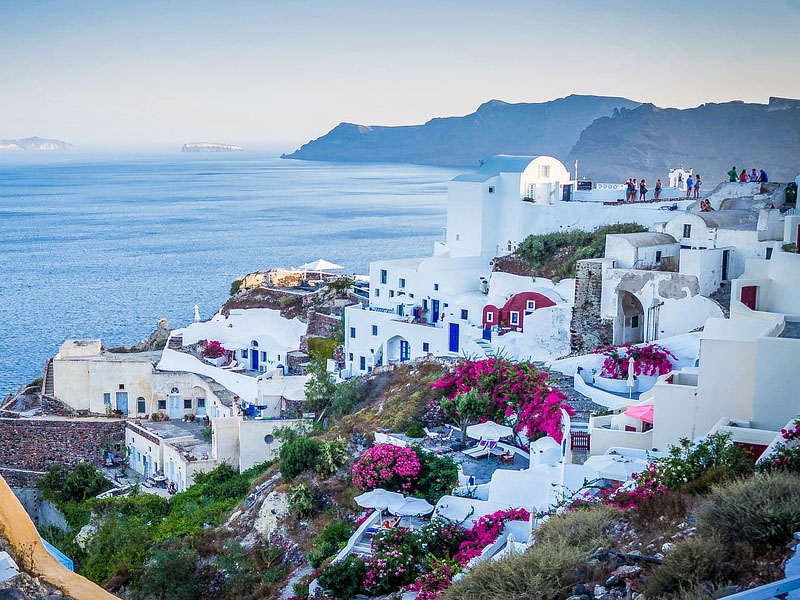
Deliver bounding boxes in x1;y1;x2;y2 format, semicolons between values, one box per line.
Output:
386;335;411;363
617;291;645;344
250;340;259;371
168;387;182;419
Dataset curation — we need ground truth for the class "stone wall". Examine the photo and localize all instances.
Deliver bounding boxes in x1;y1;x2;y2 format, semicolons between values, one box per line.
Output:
305;311;342;339
0;418;125;474
570;259;613;354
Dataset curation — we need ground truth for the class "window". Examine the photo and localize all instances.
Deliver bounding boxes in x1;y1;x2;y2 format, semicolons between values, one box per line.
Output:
682;224;692;238
766;247;773;259
349;353;354;361
171;387;179;394
631;315;640;328
423;342;430;352
242;349;248;358
422;299;428;310
350;327;356;338
372;325;378;336
399;278;406;288
360;356;366;370
184;398;192;409
137;397;146;414
460;309;469;320
197;398;206;409
510;311;520;325
455;234;460;241
119;384;125;390
389;290;395;297
380;269;387;284
655;250;662;263
260;351;267;362
539;165;551;178
486;312;494;323
488;186;495;194
158;399;166;410
103;393;111;405
433;283;439;291
526;183;536;199
375;288;380;297
526;300;536;311
507;241;512;251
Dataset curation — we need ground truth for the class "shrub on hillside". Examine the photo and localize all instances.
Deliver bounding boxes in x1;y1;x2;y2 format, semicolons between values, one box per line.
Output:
318;555;366;600
643;537;732;598
414;450;459;504
330;378;367;417
230;278;243;295
136;542;200;600
38;462;110;504
535;504;621;548
351;444;421;491
279;436;321;480
288;484;316;517
699;471;800;547
405;422;426;438
315;437;348;476
307;519;353;568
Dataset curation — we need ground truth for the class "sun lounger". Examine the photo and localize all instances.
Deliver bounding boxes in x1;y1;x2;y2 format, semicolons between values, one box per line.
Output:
463;439;489;458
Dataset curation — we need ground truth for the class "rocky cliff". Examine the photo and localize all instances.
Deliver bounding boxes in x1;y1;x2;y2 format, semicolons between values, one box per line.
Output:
0;137;76;151
182;142;243;152
282;95;641;167
568;97;800;184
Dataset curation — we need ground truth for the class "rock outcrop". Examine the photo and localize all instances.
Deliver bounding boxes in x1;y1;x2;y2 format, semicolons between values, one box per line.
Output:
181;142;243;152
0;137;76;151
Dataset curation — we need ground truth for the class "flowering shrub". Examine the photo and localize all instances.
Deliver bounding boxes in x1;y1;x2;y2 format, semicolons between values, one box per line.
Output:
363;544;419;595
351;444;421;491
432;358;573;442
202;340;226;358
406;558;460;600
454;507;531;564
595;343;677;379
758;419;800;474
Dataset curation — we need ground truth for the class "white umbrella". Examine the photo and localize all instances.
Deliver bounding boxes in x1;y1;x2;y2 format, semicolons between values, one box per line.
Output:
388;497;434;517
627;356;636;399
354;488;404;510
466;420;513;441
296;258;344;272
584;455;647;482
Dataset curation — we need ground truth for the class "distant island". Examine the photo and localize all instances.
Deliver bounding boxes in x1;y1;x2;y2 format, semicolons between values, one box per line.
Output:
0;136;76;151
282;94;800;183
182;142;243;152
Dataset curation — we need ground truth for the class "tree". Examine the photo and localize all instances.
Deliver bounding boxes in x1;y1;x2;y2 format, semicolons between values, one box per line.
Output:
440;389;489;442
305;359;336;415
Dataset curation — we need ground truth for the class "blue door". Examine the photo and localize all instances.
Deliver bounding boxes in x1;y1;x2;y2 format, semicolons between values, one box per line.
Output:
432;300;440;323
399;340;410;362
251;348;259;371
483;327;492;341
449;323;460;353
115;392;128;415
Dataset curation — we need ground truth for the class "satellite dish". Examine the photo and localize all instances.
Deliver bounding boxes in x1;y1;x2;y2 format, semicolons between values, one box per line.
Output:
264;434;274;445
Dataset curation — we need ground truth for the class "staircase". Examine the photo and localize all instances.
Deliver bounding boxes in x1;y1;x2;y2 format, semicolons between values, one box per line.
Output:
474;338;496;358
42;358;55;397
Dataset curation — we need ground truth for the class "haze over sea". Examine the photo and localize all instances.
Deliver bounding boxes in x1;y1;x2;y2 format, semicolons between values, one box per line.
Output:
0;154;457;396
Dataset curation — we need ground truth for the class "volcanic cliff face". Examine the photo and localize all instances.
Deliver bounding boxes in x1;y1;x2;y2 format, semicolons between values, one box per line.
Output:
568;98;800;184
282;94;641;167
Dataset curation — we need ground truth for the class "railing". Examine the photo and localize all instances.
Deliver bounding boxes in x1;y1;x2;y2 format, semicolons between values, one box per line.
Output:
721;574;800;599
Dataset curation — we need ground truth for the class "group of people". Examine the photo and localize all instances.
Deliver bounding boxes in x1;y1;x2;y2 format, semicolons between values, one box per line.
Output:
624;177;664;202
684;173;703;198
728;166;769;183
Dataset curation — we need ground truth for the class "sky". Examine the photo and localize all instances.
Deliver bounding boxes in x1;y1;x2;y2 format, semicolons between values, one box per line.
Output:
2;0;800;152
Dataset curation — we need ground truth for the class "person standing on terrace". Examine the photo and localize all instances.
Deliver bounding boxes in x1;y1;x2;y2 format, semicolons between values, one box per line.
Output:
654;178;663;200
750;168;759;182
639;179;647;201
693;174;702;198
686;173;694;198
739;169;748;182
728;166;738;182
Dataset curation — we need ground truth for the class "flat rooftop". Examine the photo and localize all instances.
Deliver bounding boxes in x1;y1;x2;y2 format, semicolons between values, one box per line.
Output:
779;321;800;339
130;419;212;459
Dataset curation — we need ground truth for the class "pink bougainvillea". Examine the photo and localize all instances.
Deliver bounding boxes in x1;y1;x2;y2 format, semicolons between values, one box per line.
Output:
351;444;421;491
758;418;800;474
202;340;226;359
453;507;531;564
431;358;573;442
595;343;677;380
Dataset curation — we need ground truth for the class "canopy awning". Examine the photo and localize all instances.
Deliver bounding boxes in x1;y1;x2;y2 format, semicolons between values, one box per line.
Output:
354;488;404;510
296;258;344;272
625;404;654;424
388;497;434;517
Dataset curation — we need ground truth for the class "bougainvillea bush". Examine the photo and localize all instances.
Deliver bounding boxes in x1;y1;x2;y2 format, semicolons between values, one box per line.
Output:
351;444;421;491
201;340;226;359
758;418;800;474
595;343;677;379
433;358;574;442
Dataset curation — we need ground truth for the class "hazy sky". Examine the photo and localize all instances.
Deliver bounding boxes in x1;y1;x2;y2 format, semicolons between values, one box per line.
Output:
2;0;799;151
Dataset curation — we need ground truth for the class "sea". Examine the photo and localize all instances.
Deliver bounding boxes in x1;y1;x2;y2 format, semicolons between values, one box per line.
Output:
0;154;459;396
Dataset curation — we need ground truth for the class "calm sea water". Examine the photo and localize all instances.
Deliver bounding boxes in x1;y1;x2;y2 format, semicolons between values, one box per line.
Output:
0;154;458;396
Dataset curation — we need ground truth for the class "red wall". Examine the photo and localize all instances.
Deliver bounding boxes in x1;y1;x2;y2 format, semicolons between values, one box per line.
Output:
482;292;557;331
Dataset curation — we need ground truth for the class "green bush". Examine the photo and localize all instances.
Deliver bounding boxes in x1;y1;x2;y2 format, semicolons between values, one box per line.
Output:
318;555;366;600
330;378;368;417
405;423;426;438
316;437;348;476
279;436;321;480
413;448;459;504
38;462;110;504
535;504;621;548
304;360;336;414
699;471;800;547
288;484;316;517
307;337;340;364
643;537;732;598
308;519;353;567
230;278;243;295
136;541;200;600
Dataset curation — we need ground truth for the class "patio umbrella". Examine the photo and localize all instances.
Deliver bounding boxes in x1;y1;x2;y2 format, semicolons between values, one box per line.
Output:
627;356;636;399
296;258;344;272
466;420;513;441
387;497;434;517
354;488;404;510
584;455;647;482
625;404;655;424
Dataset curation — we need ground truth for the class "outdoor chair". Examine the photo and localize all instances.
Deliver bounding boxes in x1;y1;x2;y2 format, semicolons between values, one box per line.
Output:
463;439;490;459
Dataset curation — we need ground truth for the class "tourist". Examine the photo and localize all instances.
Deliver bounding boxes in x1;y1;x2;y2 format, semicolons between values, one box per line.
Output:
624;178;633;202
639;179;647;201
759;168;769;183
700;199;715;212
750;168;758;182
739;169;748;182
654;178;663;200
631;178;638;202
728;166;738;182
686;173;694;198
694;174;702;198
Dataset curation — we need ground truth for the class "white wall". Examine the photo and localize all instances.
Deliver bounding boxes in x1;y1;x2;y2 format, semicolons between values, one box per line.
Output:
679;248;725;296
53;357;153;415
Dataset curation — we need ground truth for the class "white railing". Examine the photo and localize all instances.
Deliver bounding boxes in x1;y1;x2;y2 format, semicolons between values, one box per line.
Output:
331;509;381;563
721;574;800;599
